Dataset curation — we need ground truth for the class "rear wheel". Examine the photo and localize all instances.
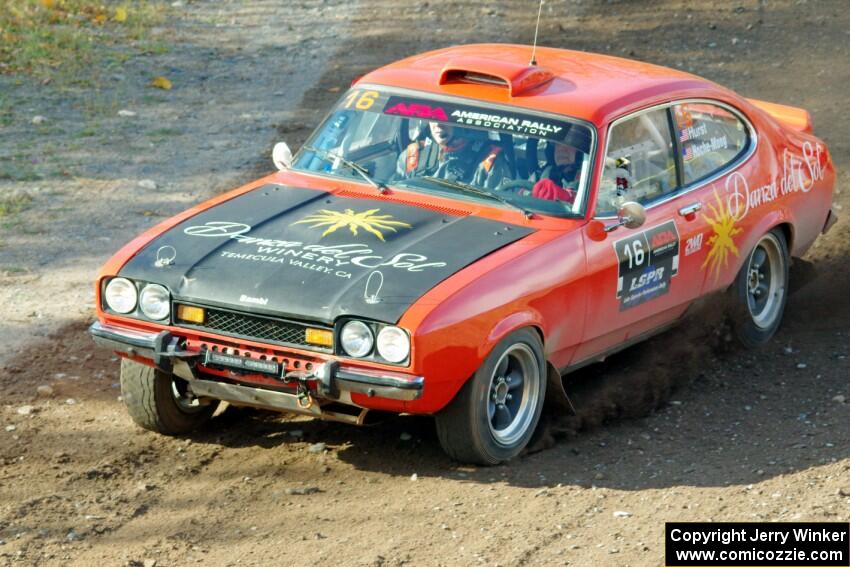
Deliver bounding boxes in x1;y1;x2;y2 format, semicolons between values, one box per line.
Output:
120;358;218;434
731;229;789;347
435;329;546;465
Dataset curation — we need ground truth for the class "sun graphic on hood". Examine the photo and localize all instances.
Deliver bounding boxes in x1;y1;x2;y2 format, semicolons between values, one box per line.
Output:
292;208;412;241
702;189;743;280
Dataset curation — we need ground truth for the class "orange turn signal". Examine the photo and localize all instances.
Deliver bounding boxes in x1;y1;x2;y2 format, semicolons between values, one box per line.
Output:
305;328;333;347
177;305;205;324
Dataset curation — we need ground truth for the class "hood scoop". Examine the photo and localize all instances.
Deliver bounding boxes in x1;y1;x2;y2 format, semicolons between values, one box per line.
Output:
439;56;554;97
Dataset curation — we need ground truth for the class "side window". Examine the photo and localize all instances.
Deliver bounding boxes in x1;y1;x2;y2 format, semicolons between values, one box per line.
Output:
673;102;749;185
597;108;677;217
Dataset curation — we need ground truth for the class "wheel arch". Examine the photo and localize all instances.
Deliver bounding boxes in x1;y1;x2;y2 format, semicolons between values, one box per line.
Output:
484;310;546;348
485;316;571;413
727;210;794;285
484;312;546;360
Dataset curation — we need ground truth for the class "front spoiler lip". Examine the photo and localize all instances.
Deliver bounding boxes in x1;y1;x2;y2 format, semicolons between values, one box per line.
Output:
89;321;423;402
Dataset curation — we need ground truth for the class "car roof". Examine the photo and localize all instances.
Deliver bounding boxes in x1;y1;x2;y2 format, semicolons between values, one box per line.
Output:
357;44;730;127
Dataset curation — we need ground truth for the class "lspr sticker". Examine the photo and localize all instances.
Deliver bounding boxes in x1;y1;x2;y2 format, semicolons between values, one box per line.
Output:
614;220;680;311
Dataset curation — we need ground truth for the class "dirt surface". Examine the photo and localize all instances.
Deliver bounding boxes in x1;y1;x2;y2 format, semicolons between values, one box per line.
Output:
1;1;849;565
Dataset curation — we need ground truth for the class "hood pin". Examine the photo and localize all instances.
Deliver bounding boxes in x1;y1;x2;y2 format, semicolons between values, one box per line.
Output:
155;245;177;268
364;270;384;304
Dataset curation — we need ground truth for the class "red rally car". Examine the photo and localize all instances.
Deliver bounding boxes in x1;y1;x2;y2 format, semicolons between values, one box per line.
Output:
91;44;837;464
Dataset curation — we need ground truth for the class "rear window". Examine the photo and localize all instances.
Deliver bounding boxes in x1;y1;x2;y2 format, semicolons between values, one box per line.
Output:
673;102;750;185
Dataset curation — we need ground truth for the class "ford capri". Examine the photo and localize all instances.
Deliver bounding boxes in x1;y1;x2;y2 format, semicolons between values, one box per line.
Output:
91;44;837;464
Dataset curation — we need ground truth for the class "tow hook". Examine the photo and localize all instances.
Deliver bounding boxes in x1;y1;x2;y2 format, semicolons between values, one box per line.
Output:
282;370;317;409
279;361;339;407
295;382;314;409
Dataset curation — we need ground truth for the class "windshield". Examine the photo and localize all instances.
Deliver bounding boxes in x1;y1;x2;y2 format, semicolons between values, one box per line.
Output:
292;87;595;217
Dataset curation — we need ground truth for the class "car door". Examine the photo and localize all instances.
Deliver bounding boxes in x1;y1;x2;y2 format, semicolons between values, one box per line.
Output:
573;104;717;363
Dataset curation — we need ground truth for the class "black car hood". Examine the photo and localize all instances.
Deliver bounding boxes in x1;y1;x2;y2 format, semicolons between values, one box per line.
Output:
119;184;534;324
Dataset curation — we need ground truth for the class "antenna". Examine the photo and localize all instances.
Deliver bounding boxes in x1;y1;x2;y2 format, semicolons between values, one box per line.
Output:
529;0;544;66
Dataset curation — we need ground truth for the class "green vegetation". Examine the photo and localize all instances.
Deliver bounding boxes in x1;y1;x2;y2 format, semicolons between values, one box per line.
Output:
0;0;167;83
0;192;34;217
146;126;181;138
2;266;29;275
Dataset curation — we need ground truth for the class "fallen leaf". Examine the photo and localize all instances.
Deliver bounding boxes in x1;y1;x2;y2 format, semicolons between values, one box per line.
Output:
327;86;341;93
114;7;128;22
94;13;107;24
150;76;172;90
40;0;55;8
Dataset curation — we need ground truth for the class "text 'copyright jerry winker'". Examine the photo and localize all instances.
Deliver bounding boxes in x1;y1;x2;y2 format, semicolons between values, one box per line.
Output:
665;522;849;566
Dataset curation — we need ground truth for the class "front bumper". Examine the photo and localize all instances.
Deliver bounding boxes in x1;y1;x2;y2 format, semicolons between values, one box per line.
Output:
90;321;424;403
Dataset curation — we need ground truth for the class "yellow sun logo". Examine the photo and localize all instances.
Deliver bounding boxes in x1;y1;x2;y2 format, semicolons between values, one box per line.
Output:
702;189;743;280
292;208;412;242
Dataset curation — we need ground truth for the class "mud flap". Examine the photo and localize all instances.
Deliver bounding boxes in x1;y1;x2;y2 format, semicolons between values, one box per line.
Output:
544;363;576;415
822;208;838;234
524;363;577;456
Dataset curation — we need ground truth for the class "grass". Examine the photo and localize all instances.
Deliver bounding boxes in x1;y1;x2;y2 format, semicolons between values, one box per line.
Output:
0;163;44;181
75;125;98;137
0;100;12;127
0;192;34;217
145;126;181;137
0;0;167;83
1;266;30;276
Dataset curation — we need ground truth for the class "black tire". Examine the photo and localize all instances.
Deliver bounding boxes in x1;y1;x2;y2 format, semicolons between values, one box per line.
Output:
730;228;790;348
120;358;218;435
435;328;546;465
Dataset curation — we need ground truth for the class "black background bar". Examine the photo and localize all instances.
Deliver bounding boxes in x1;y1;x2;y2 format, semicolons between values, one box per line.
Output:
666;522;849;566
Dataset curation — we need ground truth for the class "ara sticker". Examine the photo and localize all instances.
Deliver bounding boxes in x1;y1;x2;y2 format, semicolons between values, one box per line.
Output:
380;95;584;144
614;220;680;311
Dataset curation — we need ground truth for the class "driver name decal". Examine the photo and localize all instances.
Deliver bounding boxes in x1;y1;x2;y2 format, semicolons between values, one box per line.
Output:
614;220;680;311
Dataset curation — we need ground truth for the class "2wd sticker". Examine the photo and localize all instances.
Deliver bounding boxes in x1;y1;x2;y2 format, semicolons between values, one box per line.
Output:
614;220;680;311
684;233;704;256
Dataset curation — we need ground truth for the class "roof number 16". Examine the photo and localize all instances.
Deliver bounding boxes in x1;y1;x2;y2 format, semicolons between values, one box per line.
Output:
344;90;379;110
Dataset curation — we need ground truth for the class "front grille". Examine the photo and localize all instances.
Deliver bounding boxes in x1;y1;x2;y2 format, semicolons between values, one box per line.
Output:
176;304;332;352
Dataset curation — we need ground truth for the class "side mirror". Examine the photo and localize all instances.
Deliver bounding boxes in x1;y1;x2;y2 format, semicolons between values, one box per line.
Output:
619;201;647;229
272;142;293;170
604;201;646;233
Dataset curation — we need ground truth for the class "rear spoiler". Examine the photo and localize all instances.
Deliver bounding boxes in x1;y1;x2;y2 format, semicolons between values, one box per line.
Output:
746;98;813;134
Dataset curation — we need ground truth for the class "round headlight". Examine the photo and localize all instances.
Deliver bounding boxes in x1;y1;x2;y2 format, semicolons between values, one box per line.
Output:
139;284;170;320
376;326;410;363
340;321;373;358
104;278;138;314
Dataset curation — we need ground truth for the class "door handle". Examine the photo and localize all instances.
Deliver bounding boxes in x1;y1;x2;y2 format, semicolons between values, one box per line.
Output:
678;202;702;217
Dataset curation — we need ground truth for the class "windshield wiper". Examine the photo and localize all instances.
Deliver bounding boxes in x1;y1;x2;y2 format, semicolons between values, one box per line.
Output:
419;176;533;218
302;145;387;194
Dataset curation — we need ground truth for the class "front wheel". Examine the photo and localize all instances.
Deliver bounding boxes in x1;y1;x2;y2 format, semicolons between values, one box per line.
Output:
731;228;790;347
120;358;218;435
435;329;546;465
